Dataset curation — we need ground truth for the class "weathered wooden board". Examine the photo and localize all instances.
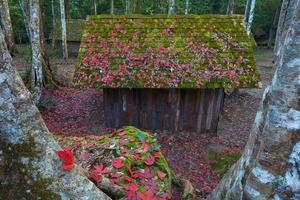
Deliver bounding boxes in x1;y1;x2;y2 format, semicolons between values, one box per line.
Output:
103;88;224;134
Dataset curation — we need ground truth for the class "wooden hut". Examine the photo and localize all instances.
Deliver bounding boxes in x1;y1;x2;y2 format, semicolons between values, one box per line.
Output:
74;15;260;133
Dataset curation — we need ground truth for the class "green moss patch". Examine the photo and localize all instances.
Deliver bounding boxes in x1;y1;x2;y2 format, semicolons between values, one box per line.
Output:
206;150;241;178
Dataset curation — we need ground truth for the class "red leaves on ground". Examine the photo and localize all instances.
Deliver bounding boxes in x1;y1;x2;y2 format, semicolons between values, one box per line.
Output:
134;153;142;161
142;141;150;153
157;171;167;180
123;184;138;200
89;164;110;183
54;147;74;171
138;190;157;200
124;176;133;183
144;155;155;166
112;158;124;169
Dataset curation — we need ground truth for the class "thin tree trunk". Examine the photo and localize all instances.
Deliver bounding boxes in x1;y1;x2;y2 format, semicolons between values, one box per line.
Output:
0;25;111;200
19;0;31;42
51;0;56;48
0;0;16;54
110;0;114;14
39;0;57;87
246;0;256;35
244;0;250;22
125;0;129;15
60;0;68;59
168;0;175;15
94;0;97;15
185;0;189;15
29;0;43;103
209;1;300;199
226;0;235;15
267;0;282;48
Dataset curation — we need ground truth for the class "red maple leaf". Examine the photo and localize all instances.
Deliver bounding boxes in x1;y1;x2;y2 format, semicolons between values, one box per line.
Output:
90;170;103;183
157;171;167;180
89;164;110;183
138;190;157;200
54;147;74;171
134;153;141;161
123;184;138;199
144;155;155;166
124;176;133;183
112;158;124;169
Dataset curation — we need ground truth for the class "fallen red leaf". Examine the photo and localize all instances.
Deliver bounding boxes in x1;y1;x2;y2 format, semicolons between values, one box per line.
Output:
112;158;124;169
123;183;138;199
138;189;157;200
54;147;74;171
144;155;155;166
157;171;167;180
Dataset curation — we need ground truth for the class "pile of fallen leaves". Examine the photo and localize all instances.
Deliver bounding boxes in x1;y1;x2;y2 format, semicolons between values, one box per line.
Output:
53;126;193;200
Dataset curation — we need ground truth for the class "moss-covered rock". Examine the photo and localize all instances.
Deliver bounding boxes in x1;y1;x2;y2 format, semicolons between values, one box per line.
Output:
53;126;180;199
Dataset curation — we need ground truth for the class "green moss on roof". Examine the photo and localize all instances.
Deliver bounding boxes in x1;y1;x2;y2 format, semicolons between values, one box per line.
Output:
74;14;260;89
52;19;85;42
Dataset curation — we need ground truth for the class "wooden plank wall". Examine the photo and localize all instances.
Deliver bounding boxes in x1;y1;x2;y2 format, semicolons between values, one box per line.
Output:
103;88;225;133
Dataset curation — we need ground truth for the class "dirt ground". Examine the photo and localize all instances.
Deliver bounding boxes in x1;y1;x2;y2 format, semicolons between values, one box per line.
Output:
13;45;275;199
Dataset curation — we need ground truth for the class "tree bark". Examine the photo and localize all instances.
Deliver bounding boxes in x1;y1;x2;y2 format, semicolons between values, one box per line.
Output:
226;0;235;15
0;25;111;200
0;0;16;54
60;0;68;59
19;0;31;42
93;0;97;15
29;0;43;104
39;0;58;88
51;0;56;48
246;0;256;35
209;1;300;199
185;0;189;15
274;0;297;60
244;0;250;22
125;0;129;15
267;0;282;48
110;0;114;14
168;0;175;15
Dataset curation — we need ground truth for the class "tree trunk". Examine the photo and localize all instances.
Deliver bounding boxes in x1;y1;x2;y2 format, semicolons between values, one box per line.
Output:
94;0;97;15
267;0;282;48
209;1;300;199
246;0;256;35
168;0;175;15
185;0;189;15
39;0;58;87
110;0;114;14
244;0;250;22
29;0;43;104
19;0;31;42
60;0;68;59
0;0;16;54
0;25;111;200
226;0;235;15
125;0;129;15
274;0;296;60
51;0;56;48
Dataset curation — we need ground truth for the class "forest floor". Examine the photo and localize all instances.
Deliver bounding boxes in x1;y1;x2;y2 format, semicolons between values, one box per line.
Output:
14;45;275;199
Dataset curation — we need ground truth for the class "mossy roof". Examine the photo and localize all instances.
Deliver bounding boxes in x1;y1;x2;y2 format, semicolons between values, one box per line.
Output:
52;19;85;42
74;15;260;89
